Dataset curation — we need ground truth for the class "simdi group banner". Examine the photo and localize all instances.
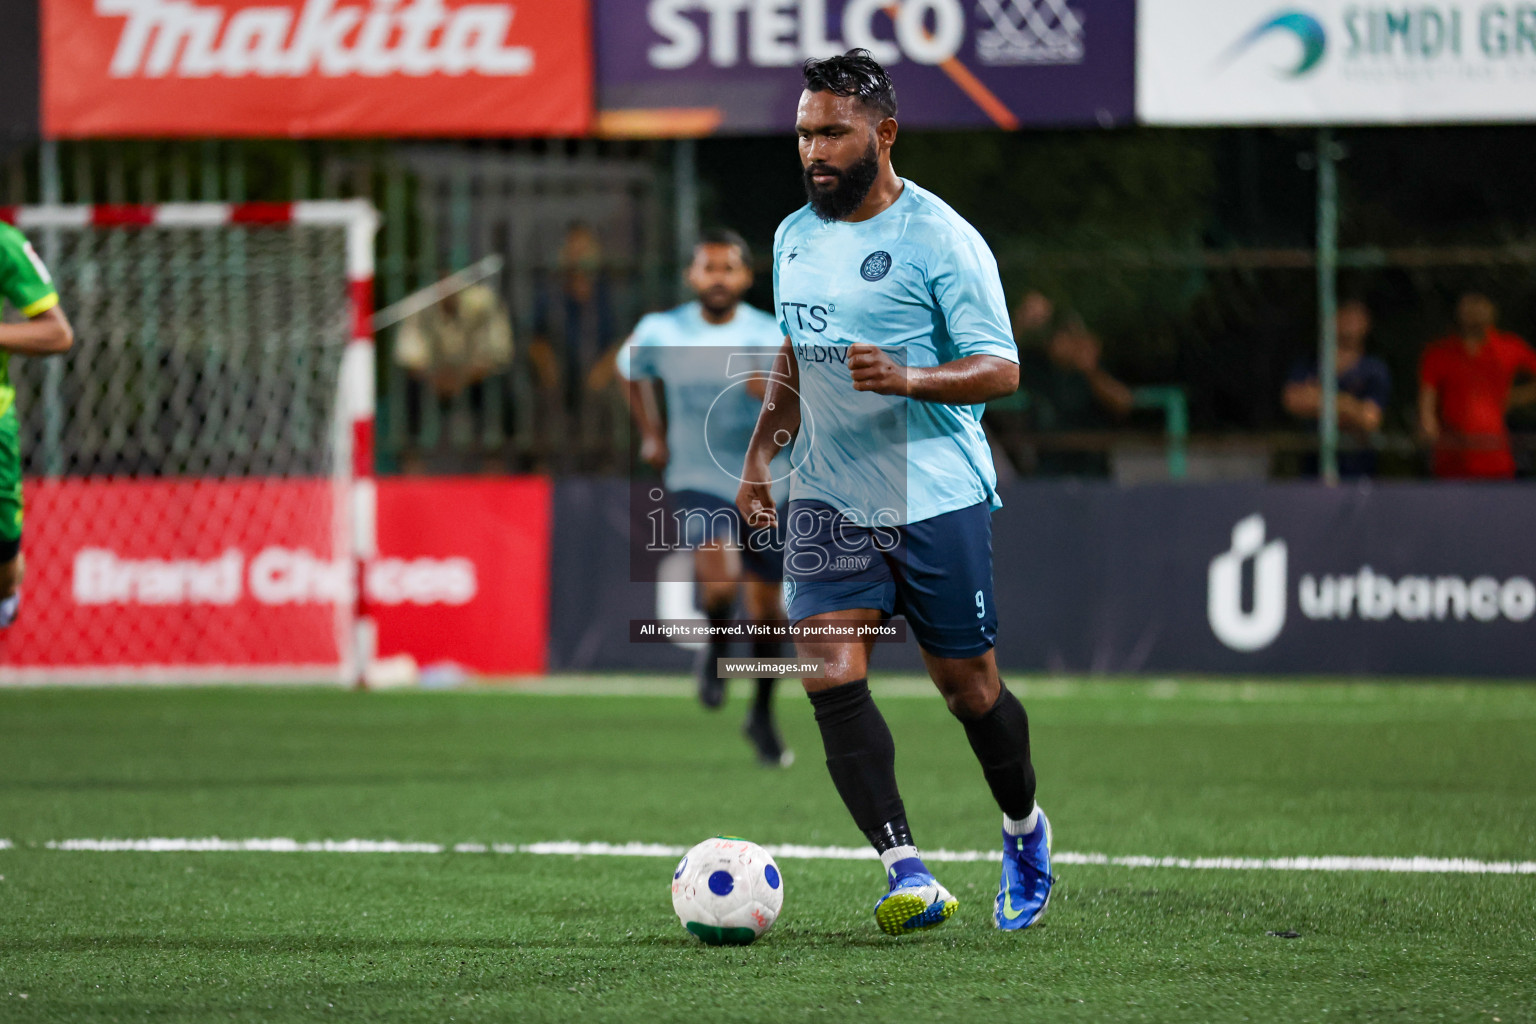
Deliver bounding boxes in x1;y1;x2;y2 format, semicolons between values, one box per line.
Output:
1138;0;1536;125
42;0;592;137
0;477;551;679
595;0;1135;136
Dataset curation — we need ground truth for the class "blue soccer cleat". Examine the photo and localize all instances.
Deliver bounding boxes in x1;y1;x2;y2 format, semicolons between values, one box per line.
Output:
995;808;1053;930
874;869;958;937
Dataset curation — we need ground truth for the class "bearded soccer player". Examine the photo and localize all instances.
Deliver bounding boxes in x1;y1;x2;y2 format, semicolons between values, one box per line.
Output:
736;50;1051;935
0;222;74;627
619;228;793;766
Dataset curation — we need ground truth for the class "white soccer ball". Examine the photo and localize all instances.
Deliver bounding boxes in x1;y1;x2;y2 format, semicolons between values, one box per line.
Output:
670;836;783;945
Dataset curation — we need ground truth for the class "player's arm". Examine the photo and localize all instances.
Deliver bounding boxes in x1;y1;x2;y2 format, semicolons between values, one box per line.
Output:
848;345;1017;404
0;306;73;356
1418;384;1440;443
1508;342;1536;409
736;337;799;529
1418;351;1441;443
615;333;667;472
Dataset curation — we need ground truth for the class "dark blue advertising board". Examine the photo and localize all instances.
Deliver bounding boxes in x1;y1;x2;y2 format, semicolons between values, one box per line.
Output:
549;479;1535;679
595;0;1135;134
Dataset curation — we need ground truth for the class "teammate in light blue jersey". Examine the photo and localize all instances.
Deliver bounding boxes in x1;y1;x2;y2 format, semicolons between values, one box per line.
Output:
736;50;1053;937
618;229;793;766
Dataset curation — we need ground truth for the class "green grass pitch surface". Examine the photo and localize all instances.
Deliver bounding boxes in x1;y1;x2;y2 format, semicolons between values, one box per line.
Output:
2;677;1534;1023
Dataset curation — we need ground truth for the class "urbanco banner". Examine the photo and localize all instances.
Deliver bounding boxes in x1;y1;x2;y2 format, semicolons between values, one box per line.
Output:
43;0;592;138
1138;0;1536;125
546;479;1534;678
595;0;1134;136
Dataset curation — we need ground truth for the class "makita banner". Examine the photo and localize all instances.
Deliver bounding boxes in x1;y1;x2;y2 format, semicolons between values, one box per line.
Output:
594;0;1134;135
42;0;592;137
548;479;1535;678
1139;0;1536;125
0;477;551;679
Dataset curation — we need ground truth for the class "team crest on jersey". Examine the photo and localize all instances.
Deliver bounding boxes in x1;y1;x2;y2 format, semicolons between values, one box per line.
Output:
860;251;892;281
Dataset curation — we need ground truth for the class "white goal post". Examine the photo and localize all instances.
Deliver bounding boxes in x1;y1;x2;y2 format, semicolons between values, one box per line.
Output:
0;201;378;684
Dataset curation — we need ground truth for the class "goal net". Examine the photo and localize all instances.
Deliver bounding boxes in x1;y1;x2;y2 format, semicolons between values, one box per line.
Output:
0;201;378;683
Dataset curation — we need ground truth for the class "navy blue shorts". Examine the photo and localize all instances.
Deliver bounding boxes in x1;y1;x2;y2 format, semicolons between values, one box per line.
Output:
670;489;784;583
783;499;998;659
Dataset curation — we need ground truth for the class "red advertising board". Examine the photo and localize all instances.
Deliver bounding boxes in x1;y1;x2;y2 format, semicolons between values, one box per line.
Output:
0;476;551;679
42;0;592;138
372;476;551;674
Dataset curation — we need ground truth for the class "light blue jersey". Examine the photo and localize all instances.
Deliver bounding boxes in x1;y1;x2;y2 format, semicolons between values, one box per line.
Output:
772;179;1017;526
617;301;789;504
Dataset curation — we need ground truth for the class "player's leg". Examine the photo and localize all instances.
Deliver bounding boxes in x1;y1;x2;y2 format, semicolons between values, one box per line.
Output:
692;539;740;709
896;501;1052;930
740;575;791;766
0;406;23;627
738;512;790;765
786;500;955;935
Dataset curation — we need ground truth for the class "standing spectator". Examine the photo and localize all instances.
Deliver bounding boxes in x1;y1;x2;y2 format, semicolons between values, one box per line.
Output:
1418;291;1536;480
394;278;514;471
1282;298;1391;477
1016;293;1134;477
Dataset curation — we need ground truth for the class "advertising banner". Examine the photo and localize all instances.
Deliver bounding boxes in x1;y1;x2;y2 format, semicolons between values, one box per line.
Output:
595;0;1134;136
42;0;592;138
548;479;1536;678
1139;0;1536;125
0;0;39;155
0;476;551;680
372;476;551;674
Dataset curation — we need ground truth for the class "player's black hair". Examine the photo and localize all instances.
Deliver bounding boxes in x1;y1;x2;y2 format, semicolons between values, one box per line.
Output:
696;227;752;266
802;48;898;120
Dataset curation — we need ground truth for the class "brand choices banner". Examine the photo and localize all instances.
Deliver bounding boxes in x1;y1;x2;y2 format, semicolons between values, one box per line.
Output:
595;0;1134;135
42;0;592;137
1139;0;1536;124
0;476;551;678
371;476;550;674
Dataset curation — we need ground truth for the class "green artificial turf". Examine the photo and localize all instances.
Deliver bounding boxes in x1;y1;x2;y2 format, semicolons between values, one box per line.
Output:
1;677;1533;1023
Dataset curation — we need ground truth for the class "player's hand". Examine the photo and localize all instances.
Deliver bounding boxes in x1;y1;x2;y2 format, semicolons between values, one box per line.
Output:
848;343;909;396
736;474;777;530
639;433;668;472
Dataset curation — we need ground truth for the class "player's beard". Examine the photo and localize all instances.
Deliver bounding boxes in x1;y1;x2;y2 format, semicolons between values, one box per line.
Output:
698;285;741;318
803;140;880;222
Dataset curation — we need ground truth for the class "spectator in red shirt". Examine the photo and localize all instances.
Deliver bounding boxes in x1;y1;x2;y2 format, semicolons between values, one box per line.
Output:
1418;292;1536;479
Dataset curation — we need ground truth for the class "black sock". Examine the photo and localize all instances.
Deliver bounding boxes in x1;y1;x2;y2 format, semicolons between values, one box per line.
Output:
751;639;780;716
705;596;734;667
955;681;1037;820
807;679;907;849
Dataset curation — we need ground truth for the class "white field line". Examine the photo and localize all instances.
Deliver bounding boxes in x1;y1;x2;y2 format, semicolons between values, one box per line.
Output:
6;838;1534;875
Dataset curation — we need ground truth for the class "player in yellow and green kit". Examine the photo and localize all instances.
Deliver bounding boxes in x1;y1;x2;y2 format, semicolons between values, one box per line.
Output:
0;222;74;627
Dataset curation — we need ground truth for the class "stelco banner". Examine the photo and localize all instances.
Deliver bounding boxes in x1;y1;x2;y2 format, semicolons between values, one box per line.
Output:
42;0;592;137
595;0;1134;135
1139;0;1536;124
548;479;1535;678
0;477;551;679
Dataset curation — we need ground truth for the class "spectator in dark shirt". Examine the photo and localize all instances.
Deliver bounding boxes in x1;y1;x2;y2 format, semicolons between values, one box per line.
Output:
1418;292;1536;479
1282;298;1391;478
1016;292;1134;477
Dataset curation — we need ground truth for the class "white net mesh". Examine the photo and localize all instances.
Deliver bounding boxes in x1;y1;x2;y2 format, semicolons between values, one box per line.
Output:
1;213;361;681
